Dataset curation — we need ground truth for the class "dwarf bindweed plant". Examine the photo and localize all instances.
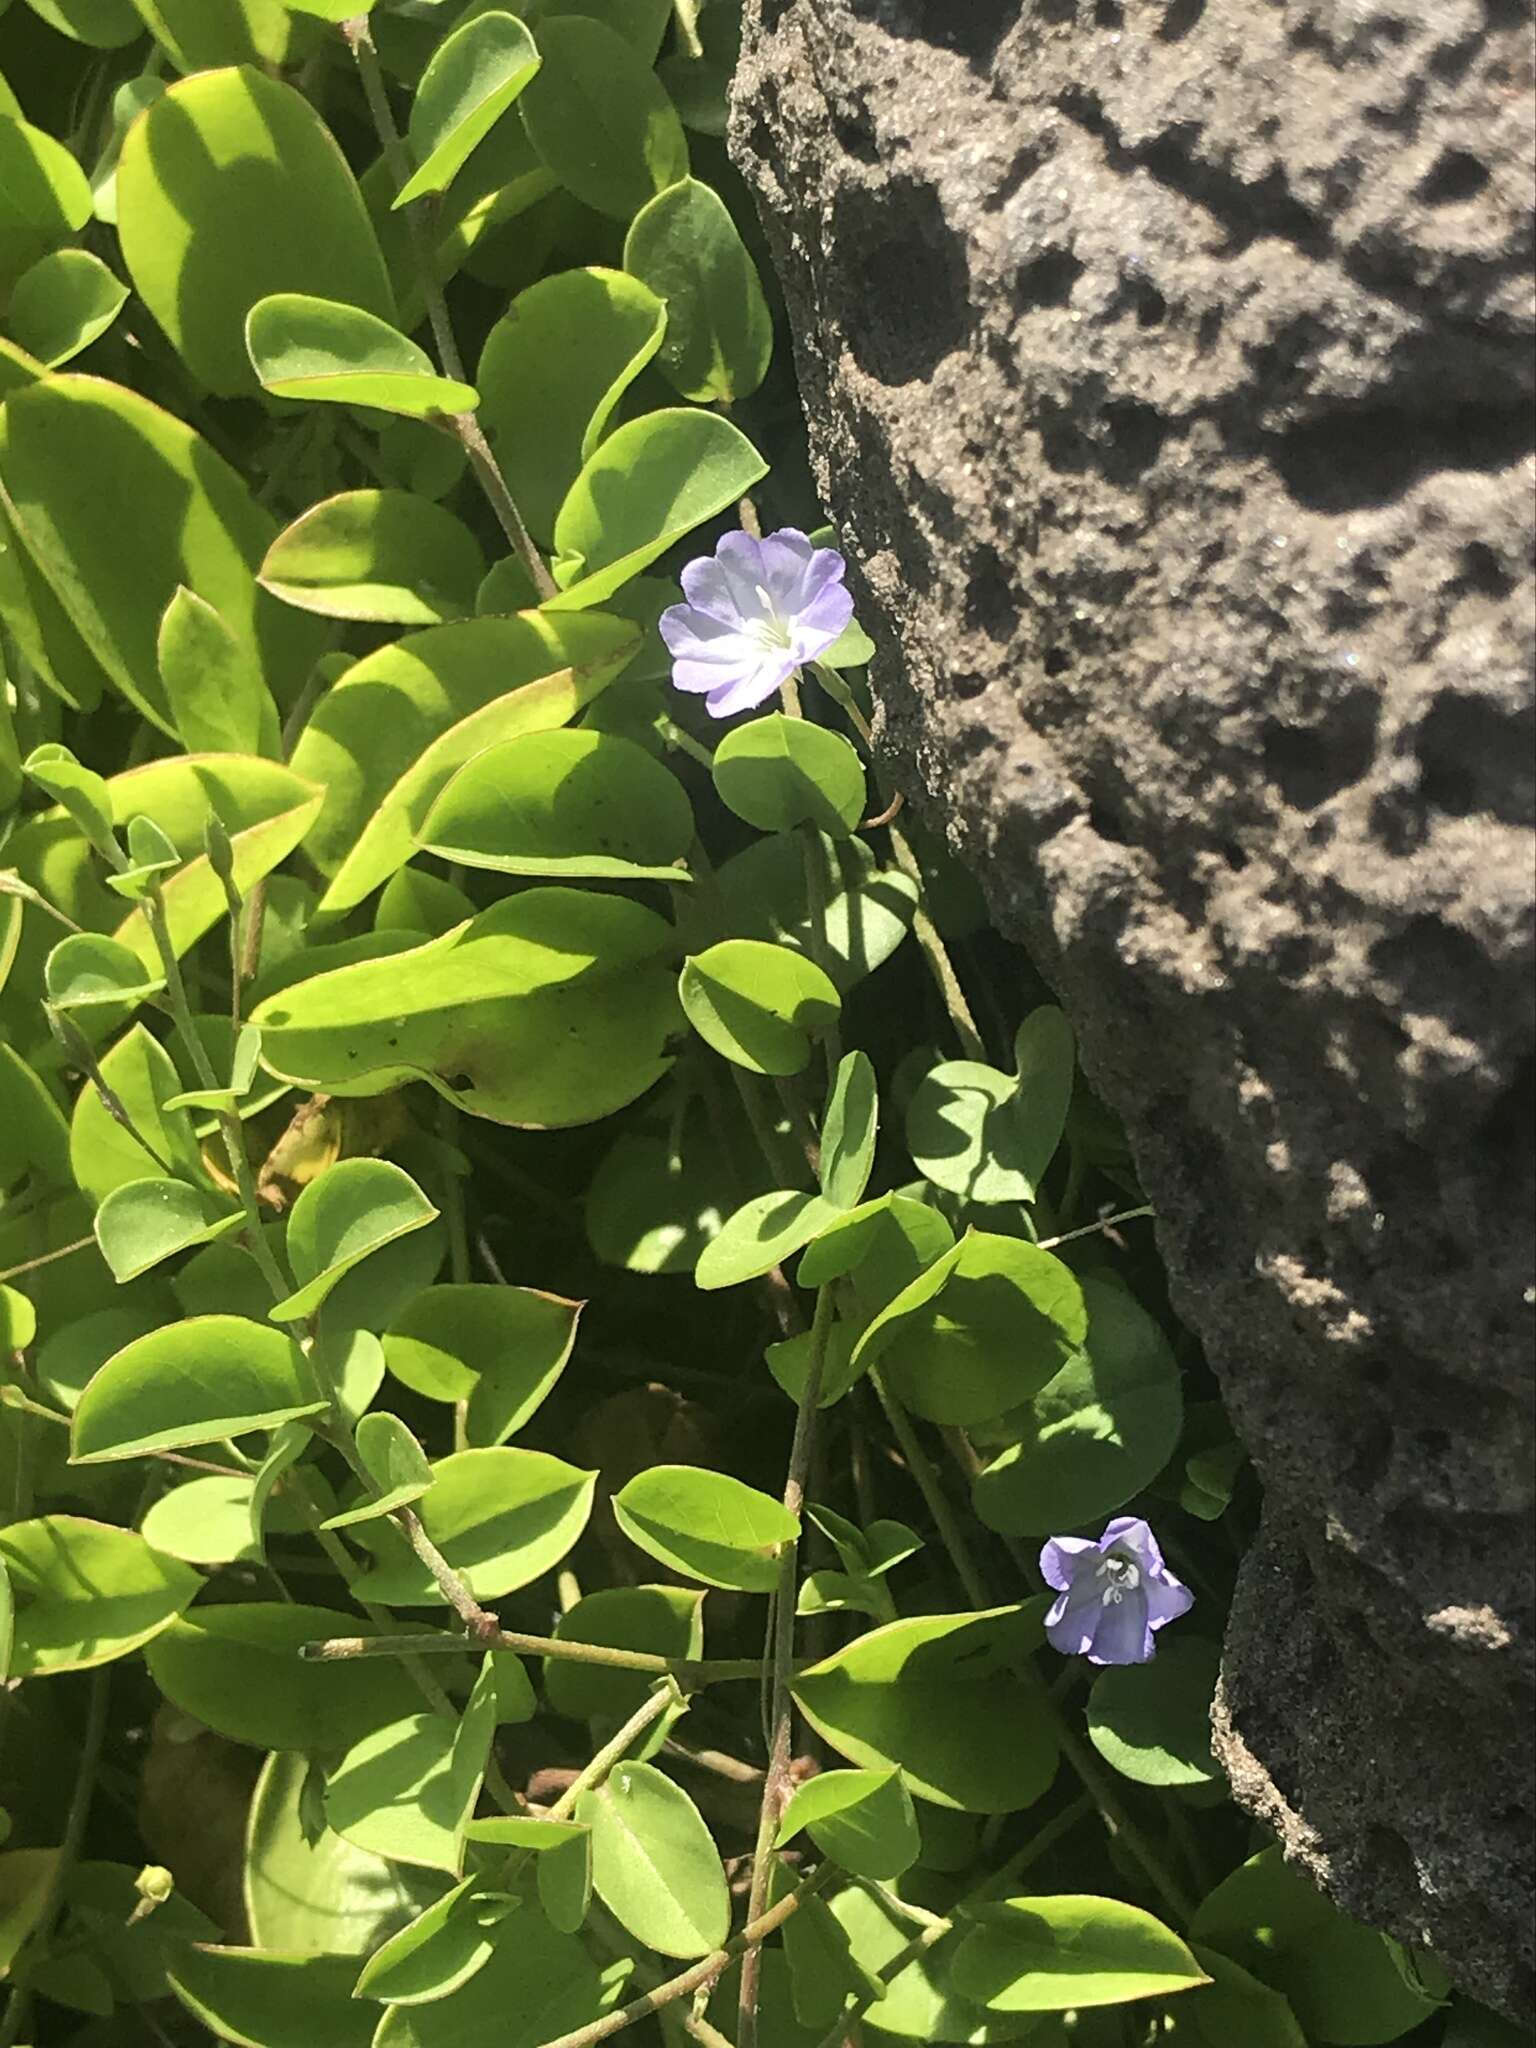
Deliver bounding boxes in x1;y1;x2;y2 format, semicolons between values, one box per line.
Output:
0;5;1489;2047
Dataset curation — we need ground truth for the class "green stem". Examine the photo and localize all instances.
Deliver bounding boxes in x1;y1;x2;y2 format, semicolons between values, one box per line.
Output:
739;1285;834;2048
885;819;987;1061
870;1369;990;1608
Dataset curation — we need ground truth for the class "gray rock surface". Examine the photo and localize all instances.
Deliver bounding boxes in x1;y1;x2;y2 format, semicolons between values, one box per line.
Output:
730;0;1536;2016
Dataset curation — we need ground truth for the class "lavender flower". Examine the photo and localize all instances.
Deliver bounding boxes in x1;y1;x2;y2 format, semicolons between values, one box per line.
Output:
1040;1517;1193;1666
659;527;854;719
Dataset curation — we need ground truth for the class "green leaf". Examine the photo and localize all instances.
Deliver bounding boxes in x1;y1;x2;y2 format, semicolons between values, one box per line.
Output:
0;1515;200;1676
462;1819;592;1935
1178;1948;1309;2048
44;933;164;1010
694;1188;841;1292
680;939;841;1077
368;1910;614;2047
322;1413;434;1528
1192;1847;1446;2045
777;1767;919;1880
247;293;478;416
0;113;91;286
352;1877;498;2005
145;1602;425;1750
350;1446;596;1604
823;1883;1036;2043
548;407;767;611
0;1848;59;1981
397;11;541;206
12;0;140;46
611;1464;797;1593
0;1286;35;1354
167;1946;376;2048
623;175;772;401
543;1584;704;1722
0;375;322;736
584;1119;737;1277
972;1276;1184;1535
117;67;394;396
712;713;866;837
792;1608;1058;1813
477;266;666;543
716;829;918;995
270;1159;438;1322
1086;1638;1221;1787
245;1751;442;1955
579;1758;729;1959
251;889;678;1130
820;1048;879;1208
94;1177;243;1281
906;1006;1075;1206
951;1894;1208;2011
325;1693;493;1873
141;1471;311;1566
290;610;640;912
383;1283;578;1433
520;15;687;220
22;740;117;851
68;1024;203;1205
6;247;127;366
259;490;485;626
422;727;694;883
856;1230;1087;1426
70;1314;326;1463
0;1041;71;1190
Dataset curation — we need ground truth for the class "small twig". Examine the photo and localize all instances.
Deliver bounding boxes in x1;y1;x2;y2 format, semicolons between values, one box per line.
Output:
300;1629;769;1685
539;1867;834;2048
545;1681;682;1824
739;1285;834;2048
885;819;987;1062
1037;1203;1155;1252
0;1235;94;1286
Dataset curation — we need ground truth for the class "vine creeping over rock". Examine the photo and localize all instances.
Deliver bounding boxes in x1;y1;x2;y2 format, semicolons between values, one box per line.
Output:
0;4;1506;2045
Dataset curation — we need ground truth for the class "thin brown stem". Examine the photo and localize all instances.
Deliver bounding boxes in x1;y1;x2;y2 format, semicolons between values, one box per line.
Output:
299;1628;768;1685
0;1235;94;1285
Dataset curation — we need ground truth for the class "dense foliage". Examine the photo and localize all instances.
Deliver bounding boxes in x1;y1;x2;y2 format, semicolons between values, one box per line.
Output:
0;3;1509;2045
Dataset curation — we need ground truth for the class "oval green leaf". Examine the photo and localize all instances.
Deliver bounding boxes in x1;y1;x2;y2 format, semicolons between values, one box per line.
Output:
167;1945;375;2048
712;712;866;838
543;1583;704;1722
0;1515;200;1676
71;1314;325;1463
548;407;767;612
350;1446;596;1604
579;1758;729;1959
1086;1638;1221;1788
422;727;693;883
610;1464;798;1593
624;174;772;402
950;1894;1208;2011
246;291;476;415
477;266;666;544
156;586;280;757
680;938;841;1077
694;1188;841;1292
117;67;394;396
397;11;541;207
270;1159;439;1323
352;1877;497;2006
260;490;484;626
520;15;687;221
94;1176;243;1282
7;247;127;366
777;1767;920;1880
792;1608;1058;1813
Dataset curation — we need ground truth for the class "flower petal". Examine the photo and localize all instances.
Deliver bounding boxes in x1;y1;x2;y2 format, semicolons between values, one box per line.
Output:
659;603;760;667
704;651;797;719
790;579;854;660
1039;1536;1098;1594
679;550;768;627
757;528;816;609
1146;1571;1194;1631
1086;1589;1154;1666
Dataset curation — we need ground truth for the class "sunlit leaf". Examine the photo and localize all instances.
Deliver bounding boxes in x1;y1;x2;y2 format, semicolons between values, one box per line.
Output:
247;294;478;416
397;11;541;207
71;1315;326;1462
624;175;772;402
611;1464;797;1593
259;490;485;625
520;15;687;221
6;247;127;366
0;1515;200;1676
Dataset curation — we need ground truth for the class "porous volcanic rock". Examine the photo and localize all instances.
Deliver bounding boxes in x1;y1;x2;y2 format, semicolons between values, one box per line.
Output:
730;0;1536;2016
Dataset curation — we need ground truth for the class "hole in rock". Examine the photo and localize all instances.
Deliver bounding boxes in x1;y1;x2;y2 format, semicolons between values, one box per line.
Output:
837;178;973;386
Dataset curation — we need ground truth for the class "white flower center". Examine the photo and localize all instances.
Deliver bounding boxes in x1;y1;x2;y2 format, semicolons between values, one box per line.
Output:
743;584;793;653
1098;1554;1141;1606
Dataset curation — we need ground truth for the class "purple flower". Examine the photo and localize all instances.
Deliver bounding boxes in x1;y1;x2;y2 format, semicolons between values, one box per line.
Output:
659;527;854;719
1040;1517;1193;1666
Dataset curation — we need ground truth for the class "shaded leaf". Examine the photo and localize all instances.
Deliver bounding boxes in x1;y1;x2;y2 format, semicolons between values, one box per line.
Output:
398;11;541;206
0;1515;200;1676
624;174;772;402
950;1894;1208;2011
680;939;841;1077
520;15;687;221
270;1159;438;1323
259;490;485;626
7;247;127;366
